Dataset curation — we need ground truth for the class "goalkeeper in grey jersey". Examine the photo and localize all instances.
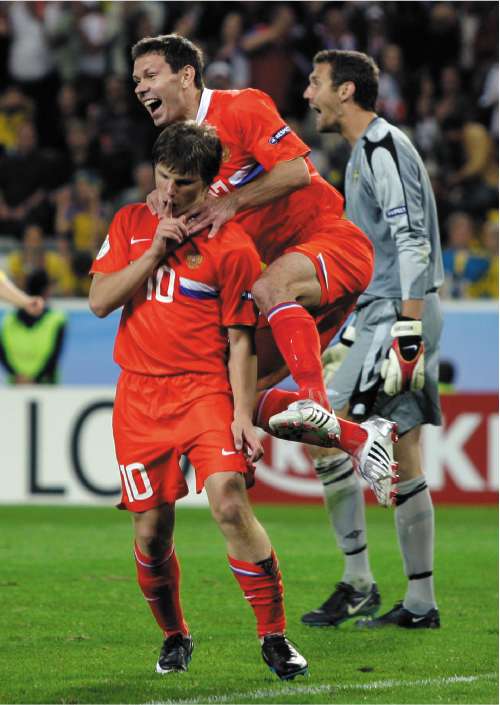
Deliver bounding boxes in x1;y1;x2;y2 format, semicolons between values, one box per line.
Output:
301;49;444;629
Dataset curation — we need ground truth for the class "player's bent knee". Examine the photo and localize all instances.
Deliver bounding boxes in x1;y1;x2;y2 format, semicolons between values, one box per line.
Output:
206;472;253;531
251;276;273;312
209;482;252;530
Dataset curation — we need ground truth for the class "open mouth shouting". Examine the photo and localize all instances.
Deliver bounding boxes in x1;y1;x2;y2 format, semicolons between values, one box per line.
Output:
143;97;163;121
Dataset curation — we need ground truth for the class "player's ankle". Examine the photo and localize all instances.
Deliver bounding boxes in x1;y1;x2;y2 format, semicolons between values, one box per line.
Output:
259;631;284;644
298;388;331;410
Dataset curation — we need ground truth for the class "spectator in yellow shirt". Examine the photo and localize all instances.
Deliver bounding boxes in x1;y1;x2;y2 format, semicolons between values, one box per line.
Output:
7;222;76;296
468;219;499;299
54;171;107;255
441;114;498;216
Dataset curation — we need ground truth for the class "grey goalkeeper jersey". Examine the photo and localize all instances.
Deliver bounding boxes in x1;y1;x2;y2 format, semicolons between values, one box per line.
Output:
345;117;444;303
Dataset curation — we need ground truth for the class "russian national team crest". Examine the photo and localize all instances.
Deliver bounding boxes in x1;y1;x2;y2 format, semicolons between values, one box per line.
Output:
186;253;203;269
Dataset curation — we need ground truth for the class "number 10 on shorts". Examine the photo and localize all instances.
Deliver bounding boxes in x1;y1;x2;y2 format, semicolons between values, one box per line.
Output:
119;463;154;501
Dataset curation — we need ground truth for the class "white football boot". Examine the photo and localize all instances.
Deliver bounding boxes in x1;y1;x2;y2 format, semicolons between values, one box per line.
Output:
268;399;341;448
352;417;399;507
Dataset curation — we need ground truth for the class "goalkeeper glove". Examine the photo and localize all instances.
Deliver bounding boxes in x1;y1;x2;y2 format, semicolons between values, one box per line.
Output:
380;317;425;396
322;323;356;386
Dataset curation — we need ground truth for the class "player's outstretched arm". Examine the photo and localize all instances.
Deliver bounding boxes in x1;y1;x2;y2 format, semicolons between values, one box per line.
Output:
228;326;263;464
187;157;310;238
0;271;44;315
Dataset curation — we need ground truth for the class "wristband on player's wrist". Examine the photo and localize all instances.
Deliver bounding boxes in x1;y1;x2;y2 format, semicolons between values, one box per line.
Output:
398;315;419;322
391;318;422;337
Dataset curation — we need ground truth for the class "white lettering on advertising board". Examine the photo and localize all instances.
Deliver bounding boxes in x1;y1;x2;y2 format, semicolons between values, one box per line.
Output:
0;389;497;503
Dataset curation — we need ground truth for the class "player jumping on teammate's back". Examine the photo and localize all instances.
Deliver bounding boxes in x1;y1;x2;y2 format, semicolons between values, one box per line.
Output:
131;34;398;506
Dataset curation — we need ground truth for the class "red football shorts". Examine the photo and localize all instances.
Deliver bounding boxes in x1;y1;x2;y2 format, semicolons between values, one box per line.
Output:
113;371;247;512
256;216;374;390
285;215;374;308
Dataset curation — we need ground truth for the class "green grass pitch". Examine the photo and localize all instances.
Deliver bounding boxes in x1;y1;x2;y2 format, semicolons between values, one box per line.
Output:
0;504;497;704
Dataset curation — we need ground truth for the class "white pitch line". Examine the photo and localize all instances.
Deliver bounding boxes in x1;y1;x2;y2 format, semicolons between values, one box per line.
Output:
147;671;498;705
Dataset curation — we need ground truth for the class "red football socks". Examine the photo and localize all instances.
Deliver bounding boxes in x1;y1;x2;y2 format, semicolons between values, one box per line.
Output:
134;543;189;637
334;416;368;455
267;302;330;409
228;551;286;638
254;389;298;432
254;388;368;454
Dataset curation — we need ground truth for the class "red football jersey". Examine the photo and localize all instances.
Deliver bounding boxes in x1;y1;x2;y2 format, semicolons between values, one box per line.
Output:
91;204;261;380
196;88;344;263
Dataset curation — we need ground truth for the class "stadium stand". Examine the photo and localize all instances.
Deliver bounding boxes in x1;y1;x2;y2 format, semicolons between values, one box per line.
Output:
0;1;497;297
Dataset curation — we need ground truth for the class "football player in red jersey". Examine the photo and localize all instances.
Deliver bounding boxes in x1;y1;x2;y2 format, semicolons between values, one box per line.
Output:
131;35;398;505
89;122;308;680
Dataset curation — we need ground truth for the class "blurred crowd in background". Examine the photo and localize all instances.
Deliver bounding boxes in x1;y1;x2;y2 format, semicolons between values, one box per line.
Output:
0;0;497;300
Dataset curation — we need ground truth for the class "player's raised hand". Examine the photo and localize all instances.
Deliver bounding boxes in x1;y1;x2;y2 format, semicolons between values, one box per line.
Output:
186;193;238;239
150;200;189;258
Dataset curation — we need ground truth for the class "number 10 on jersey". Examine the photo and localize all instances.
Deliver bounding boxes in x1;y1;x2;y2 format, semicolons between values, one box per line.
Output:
147;265;175;303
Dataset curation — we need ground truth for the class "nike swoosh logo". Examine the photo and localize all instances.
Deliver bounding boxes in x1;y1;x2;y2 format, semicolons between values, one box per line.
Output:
411;616;427;623
347;594;372;616
222;449;237;456
131;237;152;245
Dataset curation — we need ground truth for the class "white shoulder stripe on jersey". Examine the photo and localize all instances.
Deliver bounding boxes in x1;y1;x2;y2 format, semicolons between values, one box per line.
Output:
317;253;329;291
196;88;214;125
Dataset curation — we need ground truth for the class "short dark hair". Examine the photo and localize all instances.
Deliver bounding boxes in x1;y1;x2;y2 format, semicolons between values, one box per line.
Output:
131;34;205;89
152;121;222;187
313;50;379;111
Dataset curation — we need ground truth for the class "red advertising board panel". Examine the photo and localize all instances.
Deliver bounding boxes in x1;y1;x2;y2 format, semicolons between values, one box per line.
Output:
250;394;498;505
